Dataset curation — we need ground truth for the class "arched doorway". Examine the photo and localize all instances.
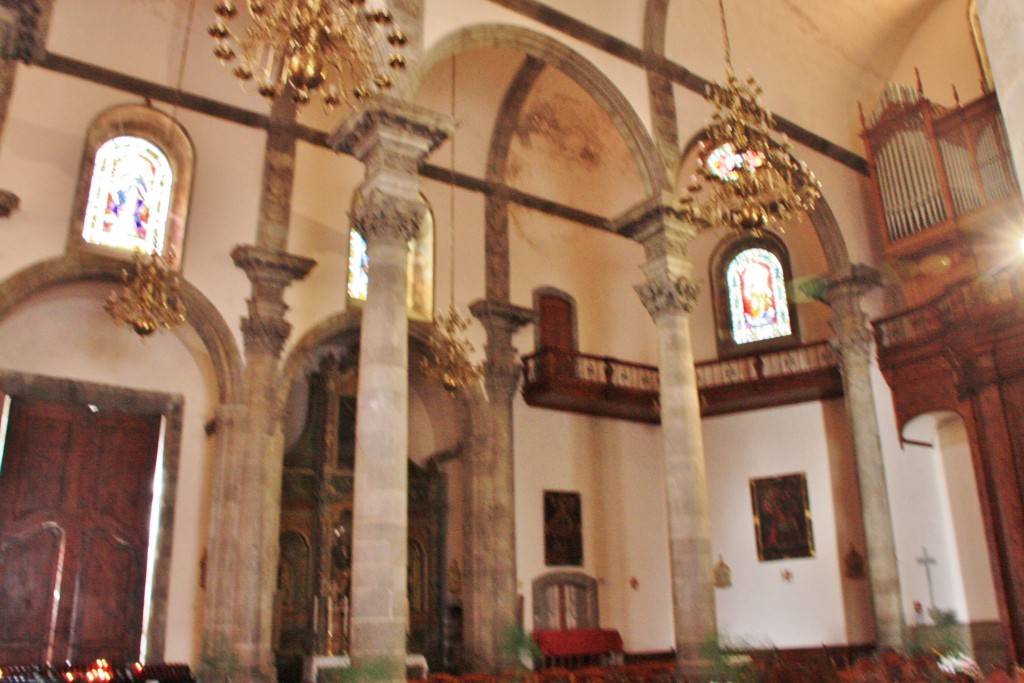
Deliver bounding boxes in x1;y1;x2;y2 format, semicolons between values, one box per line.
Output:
894;412;1004;666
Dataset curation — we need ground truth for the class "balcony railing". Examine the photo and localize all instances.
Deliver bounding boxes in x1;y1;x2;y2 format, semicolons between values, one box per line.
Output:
521;342;844;422
875;269;1024;352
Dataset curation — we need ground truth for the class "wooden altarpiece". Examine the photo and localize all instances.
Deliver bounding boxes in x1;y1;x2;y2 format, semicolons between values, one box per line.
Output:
274;356;449;681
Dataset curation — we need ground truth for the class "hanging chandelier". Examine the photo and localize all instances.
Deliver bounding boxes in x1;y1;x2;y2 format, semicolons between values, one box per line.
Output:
208;0;408;108
105;250;187;337
679;0;821;233
420;56;483;392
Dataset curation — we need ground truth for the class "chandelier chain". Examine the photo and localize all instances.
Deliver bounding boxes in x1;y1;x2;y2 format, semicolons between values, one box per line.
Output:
449;54;457;307
718;0;733;74
172;0;198;121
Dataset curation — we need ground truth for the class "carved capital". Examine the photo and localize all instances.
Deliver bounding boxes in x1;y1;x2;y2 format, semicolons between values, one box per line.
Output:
232;245;316;296
240;314;293;358
615;193;698;261
329;96;455;163
469;299;536;342
231;246;315;358
635;277;701;320
469;300;535;403
351;190;426;244
829;326;874;362
822;263;882;308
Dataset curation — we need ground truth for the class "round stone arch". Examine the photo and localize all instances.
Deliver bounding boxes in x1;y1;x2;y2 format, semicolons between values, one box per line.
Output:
678;131;852;272
410;23;669;195
280;310;487;444
0;254;244;403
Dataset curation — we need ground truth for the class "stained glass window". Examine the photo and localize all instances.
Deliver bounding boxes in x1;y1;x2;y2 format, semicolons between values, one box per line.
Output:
82;136;173;256
347;206;434;321
706;142;765;182
726;247;791;344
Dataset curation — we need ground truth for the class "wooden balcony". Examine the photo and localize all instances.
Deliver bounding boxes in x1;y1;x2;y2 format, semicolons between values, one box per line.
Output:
521;342;844;423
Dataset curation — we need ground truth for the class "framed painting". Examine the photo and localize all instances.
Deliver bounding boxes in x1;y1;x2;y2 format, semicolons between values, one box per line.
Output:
750;473;815;561
544;490;583;566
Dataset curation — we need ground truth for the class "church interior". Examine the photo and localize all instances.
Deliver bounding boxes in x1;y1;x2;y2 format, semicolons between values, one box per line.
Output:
1;0;1024;681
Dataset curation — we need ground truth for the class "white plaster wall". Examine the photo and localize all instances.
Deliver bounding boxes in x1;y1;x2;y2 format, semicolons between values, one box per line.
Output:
512;402;672;651
887;0;986;108
703;400;864;647
870;364;988;626
0;283;218;663
936;416;1000;621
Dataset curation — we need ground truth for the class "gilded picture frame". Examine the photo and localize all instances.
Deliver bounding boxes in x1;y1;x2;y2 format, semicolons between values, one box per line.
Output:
750;472;815;561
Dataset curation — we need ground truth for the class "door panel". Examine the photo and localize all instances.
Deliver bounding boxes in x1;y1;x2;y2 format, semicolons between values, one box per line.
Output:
73;530;145;662
0;525;64;661
0;397;159;663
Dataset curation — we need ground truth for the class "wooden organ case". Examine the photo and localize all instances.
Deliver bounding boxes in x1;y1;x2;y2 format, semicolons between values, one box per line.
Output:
274;356;449;681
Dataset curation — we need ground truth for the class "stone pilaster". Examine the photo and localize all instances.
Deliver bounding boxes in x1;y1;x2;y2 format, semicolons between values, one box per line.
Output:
199;247;313;683
625;197;716;668
331;97;453;681
466;299;535;672
824;264;906;650
0;0;52;217
201;89;314;682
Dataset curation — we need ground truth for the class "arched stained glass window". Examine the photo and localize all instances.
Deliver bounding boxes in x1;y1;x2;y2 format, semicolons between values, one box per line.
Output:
82;136;174;256
347;201;434;322
710;233;799;357
726;248;791;345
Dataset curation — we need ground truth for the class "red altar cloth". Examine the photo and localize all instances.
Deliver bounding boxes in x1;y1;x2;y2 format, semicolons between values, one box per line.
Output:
531;628;624;657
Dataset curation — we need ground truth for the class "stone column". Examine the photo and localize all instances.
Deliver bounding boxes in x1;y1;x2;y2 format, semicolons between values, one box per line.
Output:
201;95;315;683
824;265;905;649
626;199;716;668
0;0;53;217
330;98;453;680
467;299;535;671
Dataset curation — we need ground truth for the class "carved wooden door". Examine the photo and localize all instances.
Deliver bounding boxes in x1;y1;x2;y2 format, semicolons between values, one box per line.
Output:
0;397;160;663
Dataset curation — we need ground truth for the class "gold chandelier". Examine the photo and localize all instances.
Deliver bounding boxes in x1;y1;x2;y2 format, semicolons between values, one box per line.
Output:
208;0;408;107
105;250;187;337
679;0;821;233
420;56;483;392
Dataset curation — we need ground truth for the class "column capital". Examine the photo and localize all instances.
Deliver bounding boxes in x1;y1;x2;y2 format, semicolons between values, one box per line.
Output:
821;263;881;360
821;263;882;308
470;299;536;401
329;96;455;167
616;193;699;262
469;299;536;338
635;276;701;320
232;245;316;357
351;190;427;244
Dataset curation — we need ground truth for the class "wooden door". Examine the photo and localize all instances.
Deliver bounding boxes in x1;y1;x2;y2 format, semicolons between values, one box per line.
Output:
538;295;576;352
0;397;160;663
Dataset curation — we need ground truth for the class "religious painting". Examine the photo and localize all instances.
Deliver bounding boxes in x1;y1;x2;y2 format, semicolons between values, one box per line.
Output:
750;473;814;561
544;490;583;566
